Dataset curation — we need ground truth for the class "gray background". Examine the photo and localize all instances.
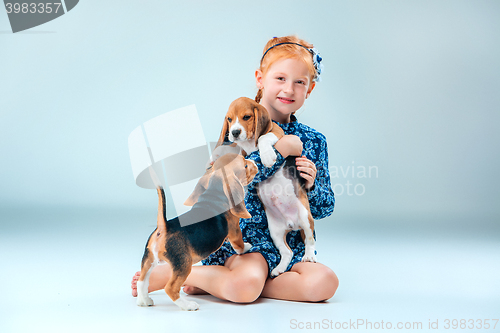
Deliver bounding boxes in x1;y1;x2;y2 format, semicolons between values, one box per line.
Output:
1;1;499;332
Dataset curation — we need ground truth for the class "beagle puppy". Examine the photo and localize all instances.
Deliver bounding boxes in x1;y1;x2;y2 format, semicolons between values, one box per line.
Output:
258;158;317;277
136;153;258;311
214;97;316;277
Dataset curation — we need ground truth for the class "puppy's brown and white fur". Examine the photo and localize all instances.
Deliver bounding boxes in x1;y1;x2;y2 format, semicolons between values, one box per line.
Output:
136;153;257;310
211;97;285;167
214;97;316;277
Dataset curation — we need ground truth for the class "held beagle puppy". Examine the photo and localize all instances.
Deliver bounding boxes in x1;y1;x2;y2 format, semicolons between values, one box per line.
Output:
258;159;317;277
214;97;316;277
211;97;285;167
136;153;258;311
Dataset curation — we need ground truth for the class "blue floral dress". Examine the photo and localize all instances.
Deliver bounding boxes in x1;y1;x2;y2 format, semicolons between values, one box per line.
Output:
202;115;335;276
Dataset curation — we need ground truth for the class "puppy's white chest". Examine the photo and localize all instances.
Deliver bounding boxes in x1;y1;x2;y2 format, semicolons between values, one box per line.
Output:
259;168;295;203
237;140;257;155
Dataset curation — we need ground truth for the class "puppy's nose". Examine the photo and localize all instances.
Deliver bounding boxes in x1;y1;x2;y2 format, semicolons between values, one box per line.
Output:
232;129;241;138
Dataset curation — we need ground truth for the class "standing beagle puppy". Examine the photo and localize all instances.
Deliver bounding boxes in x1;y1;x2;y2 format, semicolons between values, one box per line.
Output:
136;153;258;311
213;97;317;277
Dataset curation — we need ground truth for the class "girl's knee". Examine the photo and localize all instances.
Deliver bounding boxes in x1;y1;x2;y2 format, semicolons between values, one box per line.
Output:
225;270;266;303
303;266;339;302
223;252;268;303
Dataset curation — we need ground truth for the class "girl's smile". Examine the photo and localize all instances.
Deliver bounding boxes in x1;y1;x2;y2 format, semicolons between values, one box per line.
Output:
277;97;295;104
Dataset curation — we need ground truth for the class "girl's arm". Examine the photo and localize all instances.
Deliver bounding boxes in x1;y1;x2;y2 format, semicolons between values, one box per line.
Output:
306;138;335;220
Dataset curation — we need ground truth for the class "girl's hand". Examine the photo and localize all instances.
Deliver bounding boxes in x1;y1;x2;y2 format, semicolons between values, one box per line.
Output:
295;155;317;190
274;135;303;158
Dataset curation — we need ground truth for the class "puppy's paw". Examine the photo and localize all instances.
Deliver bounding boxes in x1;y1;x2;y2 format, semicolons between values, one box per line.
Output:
183;300;200;311
271;265;286;277
261;149;277;168
302;253;317;263
137;296;154;307
241;242;252;254
175;298;200;311
233;242;252;254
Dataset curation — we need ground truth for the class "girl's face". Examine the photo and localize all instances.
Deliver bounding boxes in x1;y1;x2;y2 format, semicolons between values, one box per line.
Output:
256;58;315;123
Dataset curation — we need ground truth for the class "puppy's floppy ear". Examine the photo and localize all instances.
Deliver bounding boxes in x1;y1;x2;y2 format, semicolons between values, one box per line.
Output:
221;169;251;219
184;169;212;206
254;104;272;139
215;117;230;150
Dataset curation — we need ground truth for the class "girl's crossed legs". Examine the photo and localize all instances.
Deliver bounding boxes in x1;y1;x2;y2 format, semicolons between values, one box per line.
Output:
131;252;338;303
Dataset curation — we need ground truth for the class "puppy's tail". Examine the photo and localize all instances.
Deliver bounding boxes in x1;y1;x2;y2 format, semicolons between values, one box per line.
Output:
148;166;167;233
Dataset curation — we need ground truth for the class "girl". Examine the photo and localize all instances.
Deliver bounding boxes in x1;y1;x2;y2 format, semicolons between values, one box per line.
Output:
132;36;338;303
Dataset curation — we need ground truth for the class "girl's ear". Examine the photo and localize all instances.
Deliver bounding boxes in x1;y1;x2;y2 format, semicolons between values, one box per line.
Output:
306;82;316;99
255;69;264;89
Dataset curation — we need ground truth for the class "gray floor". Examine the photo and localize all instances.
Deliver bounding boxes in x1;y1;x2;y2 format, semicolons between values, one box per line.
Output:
1;207;499;333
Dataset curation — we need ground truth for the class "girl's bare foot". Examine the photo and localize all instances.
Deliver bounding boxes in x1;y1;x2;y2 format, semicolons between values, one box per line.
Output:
132;270;208;297
182;285;208;295
131;263;185;297
131;271;140;297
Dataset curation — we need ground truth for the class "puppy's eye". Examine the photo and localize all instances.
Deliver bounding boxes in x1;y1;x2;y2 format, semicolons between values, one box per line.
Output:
243;115;251;121
227;117;232;123
245;164;248;168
